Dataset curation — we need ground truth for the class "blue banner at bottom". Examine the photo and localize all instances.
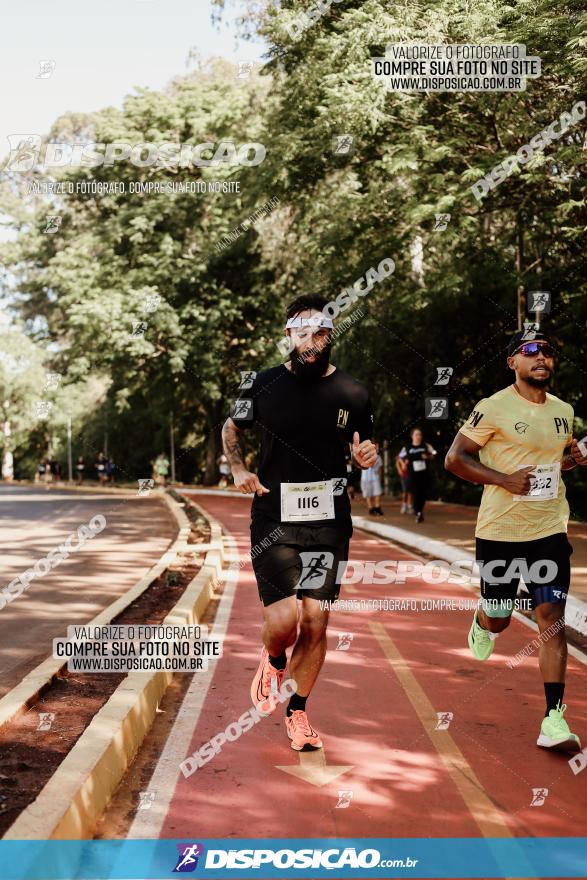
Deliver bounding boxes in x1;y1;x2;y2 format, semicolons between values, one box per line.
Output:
1;837;586;879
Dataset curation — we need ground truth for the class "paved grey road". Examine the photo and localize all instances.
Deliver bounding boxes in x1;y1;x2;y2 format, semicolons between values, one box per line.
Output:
0;485;177;697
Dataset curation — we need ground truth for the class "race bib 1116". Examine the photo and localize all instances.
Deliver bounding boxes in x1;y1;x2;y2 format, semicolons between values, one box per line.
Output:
280;481;335;522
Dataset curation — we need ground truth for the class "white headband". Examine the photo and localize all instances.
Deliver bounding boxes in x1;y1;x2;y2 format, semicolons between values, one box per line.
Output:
285;314;334;330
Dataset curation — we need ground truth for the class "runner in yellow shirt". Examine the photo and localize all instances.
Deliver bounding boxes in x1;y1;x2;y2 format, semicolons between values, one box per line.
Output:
445;329;587;751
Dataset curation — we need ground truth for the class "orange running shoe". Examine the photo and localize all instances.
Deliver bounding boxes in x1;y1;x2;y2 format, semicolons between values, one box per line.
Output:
285;710;323;751
250;647;285;715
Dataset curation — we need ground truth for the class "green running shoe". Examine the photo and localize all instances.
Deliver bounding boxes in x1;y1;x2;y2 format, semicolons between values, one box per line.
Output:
468;610;495;661
537;703;581;753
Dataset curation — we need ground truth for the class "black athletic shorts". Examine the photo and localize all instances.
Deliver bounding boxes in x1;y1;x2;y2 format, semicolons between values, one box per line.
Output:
250;520;350;607
475;532;573;615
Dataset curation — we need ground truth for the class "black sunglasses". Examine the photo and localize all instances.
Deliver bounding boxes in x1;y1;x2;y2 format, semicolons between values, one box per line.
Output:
513;342;555;358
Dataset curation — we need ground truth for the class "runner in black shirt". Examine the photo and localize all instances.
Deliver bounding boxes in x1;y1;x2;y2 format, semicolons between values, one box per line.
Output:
222;294;376;752
399;427;437;523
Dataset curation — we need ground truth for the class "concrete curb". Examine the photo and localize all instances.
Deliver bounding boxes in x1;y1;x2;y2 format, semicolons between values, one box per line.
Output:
13;480;154;495
2;492;225;840
353;515;587;642
0;491;189;733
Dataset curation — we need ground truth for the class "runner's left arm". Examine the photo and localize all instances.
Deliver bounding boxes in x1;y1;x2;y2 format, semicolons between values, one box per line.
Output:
562;440;587;470
561;408;585;469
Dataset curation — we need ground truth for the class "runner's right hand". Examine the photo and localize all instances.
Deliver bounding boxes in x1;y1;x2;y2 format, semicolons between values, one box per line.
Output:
499;466;535;495
233;469;270;496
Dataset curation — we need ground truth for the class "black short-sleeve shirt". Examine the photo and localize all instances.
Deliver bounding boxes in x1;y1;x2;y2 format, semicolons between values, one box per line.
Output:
231;365;373;535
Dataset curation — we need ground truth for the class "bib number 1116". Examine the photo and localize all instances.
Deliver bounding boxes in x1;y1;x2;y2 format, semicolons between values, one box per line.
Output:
281;481;335;522
298;496;319;509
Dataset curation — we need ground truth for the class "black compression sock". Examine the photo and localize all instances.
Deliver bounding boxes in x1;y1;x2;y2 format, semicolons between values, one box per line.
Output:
544;682;565;716
269;652;287;670
287;693;307;717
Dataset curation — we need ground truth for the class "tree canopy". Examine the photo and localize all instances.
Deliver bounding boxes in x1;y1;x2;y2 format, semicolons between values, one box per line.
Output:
1;2;585;511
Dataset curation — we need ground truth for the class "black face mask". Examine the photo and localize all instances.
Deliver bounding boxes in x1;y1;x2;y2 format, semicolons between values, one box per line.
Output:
290;340;332;382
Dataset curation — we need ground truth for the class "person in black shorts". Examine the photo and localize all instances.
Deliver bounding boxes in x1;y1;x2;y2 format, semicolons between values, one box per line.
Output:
222;293;377;751
445;329;587;751
399;428;437;522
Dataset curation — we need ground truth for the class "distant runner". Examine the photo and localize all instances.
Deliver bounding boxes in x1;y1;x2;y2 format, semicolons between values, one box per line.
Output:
222;293;376;752
445;329;587;752
152;452;170;487
399;428;436;523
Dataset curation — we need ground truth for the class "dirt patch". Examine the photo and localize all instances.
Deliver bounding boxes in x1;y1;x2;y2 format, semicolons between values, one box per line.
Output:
0;504;211;836
94;550;224;839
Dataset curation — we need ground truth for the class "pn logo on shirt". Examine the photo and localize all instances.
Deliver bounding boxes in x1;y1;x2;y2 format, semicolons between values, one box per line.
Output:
337;408;349;428
554;416;570;435
467;409;484;428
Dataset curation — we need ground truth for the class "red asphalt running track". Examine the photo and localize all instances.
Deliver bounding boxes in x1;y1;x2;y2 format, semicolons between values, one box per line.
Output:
159;491;587;842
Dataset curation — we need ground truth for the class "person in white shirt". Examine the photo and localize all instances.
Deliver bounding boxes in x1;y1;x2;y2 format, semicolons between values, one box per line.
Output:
361;440;384;516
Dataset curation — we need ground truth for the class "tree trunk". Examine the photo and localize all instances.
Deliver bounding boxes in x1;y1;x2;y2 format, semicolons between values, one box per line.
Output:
203;405;222;486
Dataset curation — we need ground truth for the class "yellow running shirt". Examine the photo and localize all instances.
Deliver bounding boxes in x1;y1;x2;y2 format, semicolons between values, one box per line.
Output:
459;385;573;541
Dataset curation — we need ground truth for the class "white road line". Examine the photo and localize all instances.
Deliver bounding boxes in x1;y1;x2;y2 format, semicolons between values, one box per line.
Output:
127;532;240;839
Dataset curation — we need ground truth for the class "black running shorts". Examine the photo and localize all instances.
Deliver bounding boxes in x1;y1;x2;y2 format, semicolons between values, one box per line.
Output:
475;531;573;614
250;521;350;607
